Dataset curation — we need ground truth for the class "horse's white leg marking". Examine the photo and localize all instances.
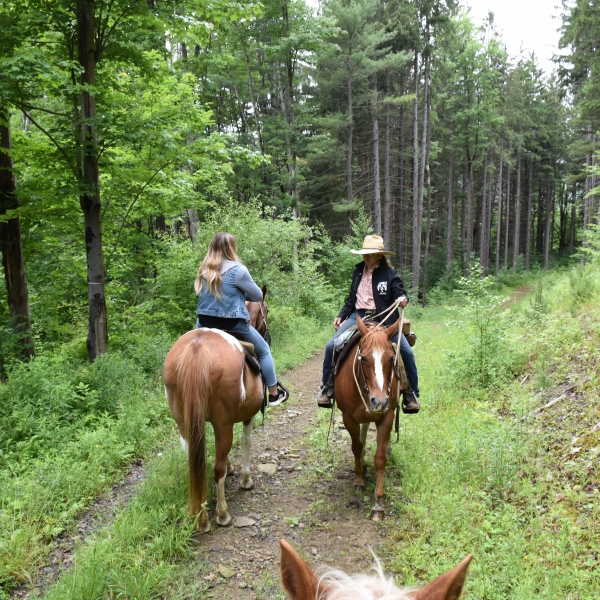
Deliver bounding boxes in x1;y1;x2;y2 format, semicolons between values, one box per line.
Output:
373;349;385;392
208;328;244;353
360;422;369;466
215;475;231;526
180;435;189;457
240;369;246;403
227;454;235;475
239;417;254;490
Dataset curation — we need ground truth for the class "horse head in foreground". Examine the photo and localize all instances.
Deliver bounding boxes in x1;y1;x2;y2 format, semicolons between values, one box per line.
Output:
334;316;405;521
280;539;472;600
163;326;264;532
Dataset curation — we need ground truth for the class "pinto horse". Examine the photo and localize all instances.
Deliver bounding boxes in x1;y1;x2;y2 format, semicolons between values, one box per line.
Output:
334;316;406;521
164;327;264;532
280;539;472;600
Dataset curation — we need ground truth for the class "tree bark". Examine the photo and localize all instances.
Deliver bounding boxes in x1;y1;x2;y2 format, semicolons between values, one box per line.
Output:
371;72;382;235
569;183;576;254
382;68;392;248
465;160;473;275
346;51;353;207
544;166;553;270
421;92;432;307
77;0;108;361
512;150;522;270
504;161;511;270
479;150;488;268
525;156;533;270
495;138;504;278
410;51;420;296
0;108;34;359
446;140;454;275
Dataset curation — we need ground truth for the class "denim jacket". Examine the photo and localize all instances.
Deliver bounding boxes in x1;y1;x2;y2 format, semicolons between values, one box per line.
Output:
197;261;262;321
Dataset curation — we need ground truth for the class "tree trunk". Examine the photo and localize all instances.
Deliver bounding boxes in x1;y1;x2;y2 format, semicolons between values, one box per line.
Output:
77;0;108;361
371;73;382;235
0;108;34;359
410;51;420;296
512;150;522;270
421;92;432;307
382;68;392;248
347;52;353;207
485;160;493;274
396;103;405;261
446;140;454;275
525;156;533;270
495;138;504;278
465;160;473;275
504;161;511;270
479;151;488;268
569;183;576;254
187;209;199;242
544;167;553;270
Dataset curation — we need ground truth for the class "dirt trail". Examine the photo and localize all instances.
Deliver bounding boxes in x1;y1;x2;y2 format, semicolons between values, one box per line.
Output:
197;350;390;599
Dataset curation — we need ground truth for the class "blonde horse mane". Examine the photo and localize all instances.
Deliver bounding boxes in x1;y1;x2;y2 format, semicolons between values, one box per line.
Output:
316;559;416;600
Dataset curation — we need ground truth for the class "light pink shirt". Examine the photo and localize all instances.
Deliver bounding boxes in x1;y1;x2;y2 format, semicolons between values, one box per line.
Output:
355;268;375;310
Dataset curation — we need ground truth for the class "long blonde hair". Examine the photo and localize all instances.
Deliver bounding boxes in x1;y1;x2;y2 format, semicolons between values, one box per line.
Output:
194;233;239;299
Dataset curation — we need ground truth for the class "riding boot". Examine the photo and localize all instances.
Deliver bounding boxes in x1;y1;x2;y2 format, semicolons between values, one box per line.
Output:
402;389;420;414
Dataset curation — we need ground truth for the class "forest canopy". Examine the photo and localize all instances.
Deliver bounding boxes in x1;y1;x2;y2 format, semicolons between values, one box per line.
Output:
0;0;599;363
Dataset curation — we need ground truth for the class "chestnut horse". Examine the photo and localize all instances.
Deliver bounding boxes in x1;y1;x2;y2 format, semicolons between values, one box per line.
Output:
164;327;264;532
334;316;406;521
246;284;270;344
280;539;472;600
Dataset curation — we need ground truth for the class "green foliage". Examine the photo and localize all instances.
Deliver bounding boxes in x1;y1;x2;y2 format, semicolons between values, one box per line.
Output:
449;264;523;390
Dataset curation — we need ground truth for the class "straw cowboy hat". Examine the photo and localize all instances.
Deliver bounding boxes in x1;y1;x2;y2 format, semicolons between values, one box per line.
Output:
350;234;394;256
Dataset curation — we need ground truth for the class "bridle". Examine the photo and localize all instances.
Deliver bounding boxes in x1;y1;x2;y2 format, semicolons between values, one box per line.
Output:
351;309;408;413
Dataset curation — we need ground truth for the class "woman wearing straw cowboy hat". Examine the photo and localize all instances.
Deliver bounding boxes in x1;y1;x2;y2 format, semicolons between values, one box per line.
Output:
317;234;420;412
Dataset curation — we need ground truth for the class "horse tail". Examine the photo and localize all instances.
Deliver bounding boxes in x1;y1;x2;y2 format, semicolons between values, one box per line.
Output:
176;337;212;517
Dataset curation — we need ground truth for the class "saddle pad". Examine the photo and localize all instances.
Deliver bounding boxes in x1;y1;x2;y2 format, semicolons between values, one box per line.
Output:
239;341;256;356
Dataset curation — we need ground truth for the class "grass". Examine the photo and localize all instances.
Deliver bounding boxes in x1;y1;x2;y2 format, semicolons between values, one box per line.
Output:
283;270;600;599
0;314;329;599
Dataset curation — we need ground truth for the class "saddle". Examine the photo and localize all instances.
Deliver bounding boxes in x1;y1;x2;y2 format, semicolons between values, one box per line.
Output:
224;331;262;377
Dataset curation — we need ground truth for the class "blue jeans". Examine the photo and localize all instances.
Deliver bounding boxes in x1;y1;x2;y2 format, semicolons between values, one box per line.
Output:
196;319;277;387
321;311;419;396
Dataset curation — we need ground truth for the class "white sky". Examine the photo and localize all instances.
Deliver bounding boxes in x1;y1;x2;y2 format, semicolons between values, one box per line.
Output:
465;0;564;76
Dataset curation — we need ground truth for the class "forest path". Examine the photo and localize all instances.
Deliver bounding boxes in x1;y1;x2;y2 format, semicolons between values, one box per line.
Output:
195;350;390;599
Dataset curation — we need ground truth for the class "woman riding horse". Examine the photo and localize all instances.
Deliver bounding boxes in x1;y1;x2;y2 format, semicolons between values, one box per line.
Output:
195;232;288;407
317;234;420;413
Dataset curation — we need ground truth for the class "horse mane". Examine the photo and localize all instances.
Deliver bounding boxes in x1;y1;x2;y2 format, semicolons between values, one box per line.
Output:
316;559;416;600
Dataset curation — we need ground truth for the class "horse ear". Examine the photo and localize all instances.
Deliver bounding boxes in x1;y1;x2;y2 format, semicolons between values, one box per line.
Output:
262;284;268;299
356;316;368;336
386;319;400;339
413;555;473;600
280;539;319;600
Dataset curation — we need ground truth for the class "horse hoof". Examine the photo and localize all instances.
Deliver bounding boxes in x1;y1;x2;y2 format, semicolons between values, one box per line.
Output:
354;484;365;493
371;509;385;522
227;466;235;476
217;513;232;527
196;519;212;533
240;478;254;490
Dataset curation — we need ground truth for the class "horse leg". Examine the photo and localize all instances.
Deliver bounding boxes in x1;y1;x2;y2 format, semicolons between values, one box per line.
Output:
213;425;234;527
226;455;235;476
239;417;255;490
342;413;366;491
371;411;395;522
360;422;369;475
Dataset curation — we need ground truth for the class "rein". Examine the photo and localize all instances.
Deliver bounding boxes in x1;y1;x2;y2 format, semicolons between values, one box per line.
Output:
351;302;408;415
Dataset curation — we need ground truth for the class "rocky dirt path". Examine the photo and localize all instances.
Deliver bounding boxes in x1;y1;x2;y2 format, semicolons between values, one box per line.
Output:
195;350;394;599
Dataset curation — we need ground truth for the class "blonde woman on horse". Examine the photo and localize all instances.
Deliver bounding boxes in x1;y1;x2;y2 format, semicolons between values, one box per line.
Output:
195;232;288;407
317;234;420;412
